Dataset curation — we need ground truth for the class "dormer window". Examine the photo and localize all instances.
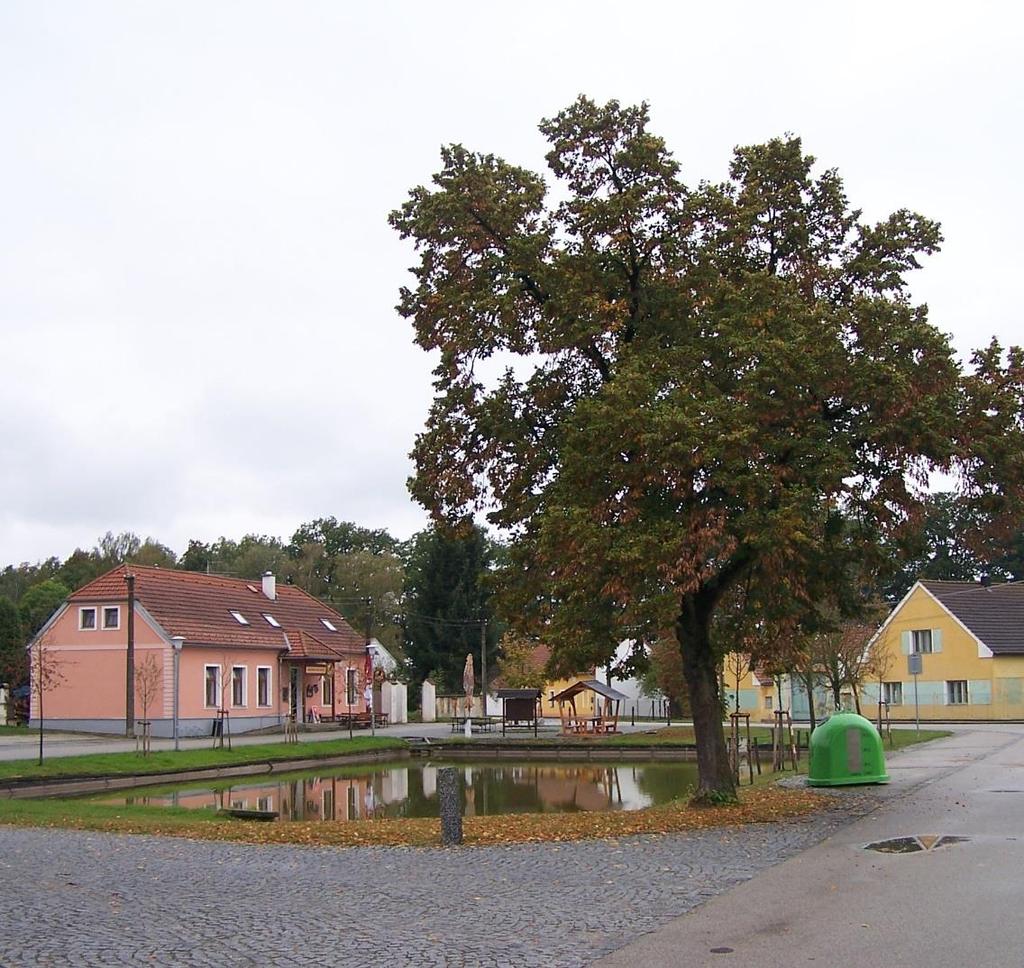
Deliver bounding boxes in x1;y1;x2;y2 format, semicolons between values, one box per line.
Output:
263;614;281;628
230;610;249;625
320;618;338;632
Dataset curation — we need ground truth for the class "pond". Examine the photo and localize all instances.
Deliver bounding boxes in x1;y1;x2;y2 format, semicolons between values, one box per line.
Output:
92;759;699;822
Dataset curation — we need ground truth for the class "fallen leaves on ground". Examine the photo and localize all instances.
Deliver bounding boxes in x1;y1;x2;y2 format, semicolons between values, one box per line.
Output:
5;787;826;849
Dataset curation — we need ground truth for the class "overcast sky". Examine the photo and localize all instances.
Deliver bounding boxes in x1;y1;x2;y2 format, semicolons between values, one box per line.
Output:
1;1;1021;566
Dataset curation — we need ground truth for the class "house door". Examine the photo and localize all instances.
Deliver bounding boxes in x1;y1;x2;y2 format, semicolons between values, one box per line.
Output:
289;666;299;720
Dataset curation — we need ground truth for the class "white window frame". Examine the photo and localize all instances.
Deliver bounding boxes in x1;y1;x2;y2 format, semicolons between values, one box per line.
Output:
320;617;338;632
763;695;773;710
231;666;247;708
262;613;281;628
204;665;221;709
229;610;249;625
102;605;120;630
911;629;933;654
322;673;334;706
882;681;903;706
79;607;97;631
346;668;357;706
947;680;969;705
256;666;272;707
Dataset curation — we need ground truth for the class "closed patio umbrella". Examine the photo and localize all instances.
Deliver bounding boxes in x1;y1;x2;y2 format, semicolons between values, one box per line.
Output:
463;652;475;717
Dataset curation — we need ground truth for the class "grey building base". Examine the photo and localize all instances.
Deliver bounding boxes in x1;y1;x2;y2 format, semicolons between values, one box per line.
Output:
28;716;284;739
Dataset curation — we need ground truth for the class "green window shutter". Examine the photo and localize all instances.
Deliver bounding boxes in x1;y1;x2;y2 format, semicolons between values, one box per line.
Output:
900;631;912;655
931;628;943;653
969;680;991;705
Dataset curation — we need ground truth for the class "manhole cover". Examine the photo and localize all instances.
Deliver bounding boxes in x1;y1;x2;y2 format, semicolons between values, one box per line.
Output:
864;835;969;853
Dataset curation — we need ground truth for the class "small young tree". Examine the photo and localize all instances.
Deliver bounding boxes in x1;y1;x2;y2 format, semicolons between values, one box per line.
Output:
723;651;751;714
134;653;163;754
31;638;67;765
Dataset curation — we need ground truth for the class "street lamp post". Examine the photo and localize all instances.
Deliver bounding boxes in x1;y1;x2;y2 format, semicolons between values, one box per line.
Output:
171;636;185;751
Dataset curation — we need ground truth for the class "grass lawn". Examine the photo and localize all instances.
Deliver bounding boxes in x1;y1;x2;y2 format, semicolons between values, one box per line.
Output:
0;725;33;735
0;735;407;783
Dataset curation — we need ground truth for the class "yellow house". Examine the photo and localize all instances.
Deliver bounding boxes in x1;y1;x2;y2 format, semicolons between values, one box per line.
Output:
868;580;1024;721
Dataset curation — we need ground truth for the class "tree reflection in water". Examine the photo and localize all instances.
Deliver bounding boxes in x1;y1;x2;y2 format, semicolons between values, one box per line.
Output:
104;760;698;821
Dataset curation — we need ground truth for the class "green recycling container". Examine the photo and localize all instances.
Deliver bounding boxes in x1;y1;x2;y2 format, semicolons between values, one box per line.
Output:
807;711;889;786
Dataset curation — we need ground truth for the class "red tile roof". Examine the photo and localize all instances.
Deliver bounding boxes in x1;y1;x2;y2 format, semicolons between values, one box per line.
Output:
70;565;366;656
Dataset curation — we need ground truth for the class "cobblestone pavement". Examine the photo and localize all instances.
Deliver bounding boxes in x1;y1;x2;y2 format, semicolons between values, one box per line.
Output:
0;799;875;968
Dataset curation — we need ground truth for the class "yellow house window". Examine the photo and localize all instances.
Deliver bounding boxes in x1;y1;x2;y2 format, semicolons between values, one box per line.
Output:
911;630;933;654
882;682;903;706
947;680;968;705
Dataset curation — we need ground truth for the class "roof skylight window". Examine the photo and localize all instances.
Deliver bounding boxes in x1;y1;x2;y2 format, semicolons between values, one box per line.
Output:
263;613;281;628
230;610;250;625
320;618;338;632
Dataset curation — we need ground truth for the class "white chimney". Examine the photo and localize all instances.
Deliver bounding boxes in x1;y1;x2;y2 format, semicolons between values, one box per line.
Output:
262;572;277;600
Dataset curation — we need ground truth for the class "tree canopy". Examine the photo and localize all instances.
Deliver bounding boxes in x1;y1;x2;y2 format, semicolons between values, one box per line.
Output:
392;96;1024;800
402;524;501;694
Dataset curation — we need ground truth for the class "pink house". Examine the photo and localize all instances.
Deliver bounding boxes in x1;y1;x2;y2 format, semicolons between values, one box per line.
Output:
29;565;372;736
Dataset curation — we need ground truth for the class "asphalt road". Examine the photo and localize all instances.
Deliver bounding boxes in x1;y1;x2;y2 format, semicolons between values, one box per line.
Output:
593;724;1024;967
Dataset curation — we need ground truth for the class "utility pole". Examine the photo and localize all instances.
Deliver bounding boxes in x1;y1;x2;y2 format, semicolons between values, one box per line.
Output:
480;616;487;719
365;597;375;737
125;571;136;738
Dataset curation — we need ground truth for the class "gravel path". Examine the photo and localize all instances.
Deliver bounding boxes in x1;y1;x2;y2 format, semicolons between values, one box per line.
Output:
0;799;870;968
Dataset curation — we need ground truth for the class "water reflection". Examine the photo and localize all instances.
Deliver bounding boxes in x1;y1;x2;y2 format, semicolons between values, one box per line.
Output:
96;760;697;822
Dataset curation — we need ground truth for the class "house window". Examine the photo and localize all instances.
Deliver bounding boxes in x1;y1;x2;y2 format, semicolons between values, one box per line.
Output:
323;788;334;820
346;668;357;706
257;796;272;812
322;674;334;706
229;610;249;625
102;606;120;630
763;695;773;710
320;617;338;632
947;680;969;705
262;614;280;628
204;666;221;708
257;667;272;707
79;607;97;630
231;666;246;707
882;682;903;706
911;629;933;654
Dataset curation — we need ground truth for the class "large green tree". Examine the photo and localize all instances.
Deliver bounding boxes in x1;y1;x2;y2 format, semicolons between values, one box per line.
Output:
0;597;24;690
402;525;501;694
392;97;1024;801
18;579;70;639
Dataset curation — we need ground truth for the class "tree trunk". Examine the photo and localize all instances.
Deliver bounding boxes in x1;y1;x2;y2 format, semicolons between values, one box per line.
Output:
677;597;736;804
804;671;817;732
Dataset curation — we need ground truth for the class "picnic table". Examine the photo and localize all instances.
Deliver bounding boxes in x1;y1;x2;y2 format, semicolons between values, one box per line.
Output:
450;716;496;734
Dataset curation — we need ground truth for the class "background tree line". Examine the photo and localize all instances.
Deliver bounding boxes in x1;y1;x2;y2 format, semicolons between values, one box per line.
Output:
0;520;505;699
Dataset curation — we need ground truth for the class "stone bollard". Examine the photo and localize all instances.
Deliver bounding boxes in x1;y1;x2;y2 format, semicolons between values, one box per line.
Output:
438;767;463;846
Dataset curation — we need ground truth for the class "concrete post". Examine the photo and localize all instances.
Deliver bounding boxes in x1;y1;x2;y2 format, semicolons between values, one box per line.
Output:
438;767;463;846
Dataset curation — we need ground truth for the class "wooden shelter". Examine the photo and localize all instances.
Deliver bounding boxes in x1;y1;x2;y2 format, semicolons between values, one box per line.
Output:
550;680;628;735
496;688;542;736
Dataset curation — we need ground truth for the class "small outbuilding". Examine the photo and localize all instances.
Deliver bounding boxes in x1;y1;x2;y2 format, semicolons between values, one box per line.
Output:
550;680;628;735
496;688;542;736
